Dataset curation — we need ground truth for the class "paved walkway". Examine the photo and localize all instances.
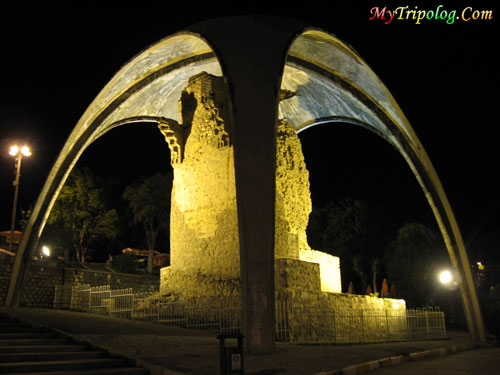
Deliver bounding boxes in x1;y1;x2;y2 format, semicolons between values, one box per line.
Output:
1;307;493;375
369;347;500;374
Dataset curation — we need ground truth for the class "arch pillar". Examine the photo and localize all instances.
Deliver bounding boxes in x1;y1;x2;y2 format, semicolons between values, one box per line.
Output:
188;17;304;354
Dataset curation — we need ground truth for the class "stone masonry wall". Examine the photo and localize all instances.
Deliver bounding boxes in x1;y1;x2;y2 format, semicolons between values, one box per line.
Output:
0;261;159;308
159;258;406;343
275;119;312;257
274;119;341;293
22;263;64;308
280;291;407;343
0;263;13;306
275;257;406;343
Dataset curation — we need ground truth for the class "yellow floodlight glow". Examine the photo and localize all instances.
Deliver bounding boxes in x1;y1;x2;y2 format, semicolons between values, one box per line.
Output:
9;145;31;157
42;246;50;257
20;146;32;156
9;145;19;156
299;248;341;293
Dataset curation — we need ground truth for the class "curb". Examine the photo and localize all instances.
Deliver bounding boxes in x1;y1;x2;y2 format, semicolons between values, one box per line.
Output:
312;342;490;375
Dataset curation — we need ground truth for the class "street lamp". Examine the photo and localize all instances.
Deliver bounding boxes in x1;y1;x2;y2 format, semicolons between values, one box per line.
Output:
438;269;461;289
42;246;50;258
8;145;31;252
439;270;452;284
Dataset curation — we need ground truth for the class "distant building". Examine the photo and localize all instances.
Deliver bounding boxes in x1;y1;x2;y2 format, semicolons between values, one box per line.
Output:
121;248;170;267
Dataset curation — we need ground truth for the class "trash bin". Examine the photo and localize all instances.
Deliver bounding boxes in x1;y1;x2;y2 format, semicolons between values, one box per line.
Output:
218;333;244;374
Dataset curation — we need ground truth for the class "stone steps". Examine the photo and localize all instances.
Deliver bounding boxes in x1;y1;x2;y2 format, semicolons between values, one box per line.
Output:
0;344;90;353
0;350;105;362
0;337;69;346
0;358;125;373
0;331;57;340
0;313;149;375
0;367;149;375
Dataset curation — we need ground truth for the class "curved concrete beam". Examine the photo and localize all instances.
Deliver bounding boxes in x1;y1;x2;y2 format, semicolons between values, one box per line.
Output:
5;33;222;308
284;30;486;343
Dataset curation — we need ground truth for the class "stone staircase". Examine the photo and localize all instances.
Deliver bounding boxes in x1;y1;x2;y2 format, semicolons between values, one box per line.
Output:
0;313;149;375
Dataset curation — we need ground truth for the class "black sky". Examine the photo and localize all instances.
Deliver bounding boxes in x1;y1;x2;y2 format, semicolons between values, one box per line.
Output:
0;5;498;261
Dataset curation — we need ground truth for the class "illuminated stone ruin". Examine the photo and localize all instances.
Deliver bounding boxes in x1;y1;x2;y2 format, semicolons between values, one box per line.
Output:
158;72;240;298
157;72;407;342
158;71;341;300
275;118;341;293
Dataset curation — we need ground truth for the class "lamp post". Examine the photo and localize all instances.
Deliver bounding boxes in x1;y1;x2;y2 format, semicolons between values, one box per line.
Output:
8;145;31;252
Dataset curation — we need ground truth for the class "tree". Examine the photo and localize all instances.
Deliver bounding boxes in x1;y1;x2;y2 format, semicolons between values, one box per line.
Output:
307;197;384;292
384;222;446;307
123;172;172;273
307;198;368;258
44;167;120;263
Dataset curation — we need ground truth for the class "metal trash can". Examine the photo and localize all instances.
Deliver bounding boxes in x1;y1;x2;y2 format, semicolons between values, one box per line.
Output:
218;333;244;374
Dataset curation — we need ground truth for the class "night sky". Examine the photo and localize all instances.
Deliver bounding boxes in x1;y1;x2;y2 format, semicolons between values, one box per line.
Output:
0;5;498;263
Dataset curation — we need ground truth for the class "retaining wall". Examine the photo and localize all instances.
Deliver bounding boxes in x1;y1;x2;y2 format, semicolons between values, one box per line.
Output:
0;261;159;308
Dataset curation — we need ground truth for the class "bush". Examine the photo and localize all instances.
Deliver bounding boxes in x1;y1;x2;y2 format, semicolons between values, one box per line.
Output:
111;253;138;274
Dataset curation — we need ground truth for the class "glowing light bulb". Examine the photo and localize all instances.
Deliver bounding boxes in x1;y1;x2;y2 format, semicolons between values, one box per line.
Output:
439;270;452;284
42;246;50;257
9;145;19;156
21;146;31;156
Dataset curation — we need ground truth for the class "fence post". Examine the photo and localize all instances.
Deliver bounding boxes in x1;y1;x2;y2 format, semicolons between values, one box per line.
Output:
70;285;75;310
425;308;430;339
157;295;161;324
360;309;365;343
385;309;390;340
332;309;337;344
132;291;136;320
407;309;412;340
440;310;447;338
218;302;222;333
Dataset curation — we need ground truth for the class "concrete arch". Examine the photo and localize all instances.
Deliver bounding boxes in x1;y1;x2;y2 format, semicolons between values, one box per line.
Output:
6;17;485;353
6;32;223;307
280;29;485;343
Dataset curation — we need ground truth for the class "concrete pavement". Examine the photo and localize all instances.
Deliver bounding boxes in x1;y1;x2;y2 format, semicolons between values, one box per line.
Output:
3;307;496;375
368;347;500;375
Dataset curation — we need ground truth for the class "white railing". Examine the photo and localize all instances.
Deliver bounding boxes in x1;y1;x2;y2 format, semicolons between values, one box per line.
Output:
66;284;446;343
407;307;447;340
67;284;241;334
276;302;446;344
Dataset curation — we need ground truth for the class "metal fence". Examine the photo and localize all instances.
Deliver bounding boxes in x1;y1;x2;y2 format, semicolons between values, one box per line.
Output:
68;284;241;334
65;284;446;343
407;307;447;340
287;306;446;344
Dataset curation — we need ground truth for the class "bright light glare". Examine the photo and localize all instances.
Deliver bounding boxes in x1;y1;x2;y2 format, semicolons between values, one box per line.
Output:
439;270;452;284
42;246;50;257
21;146;31;156
9;145;19;156
9;145;31;157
